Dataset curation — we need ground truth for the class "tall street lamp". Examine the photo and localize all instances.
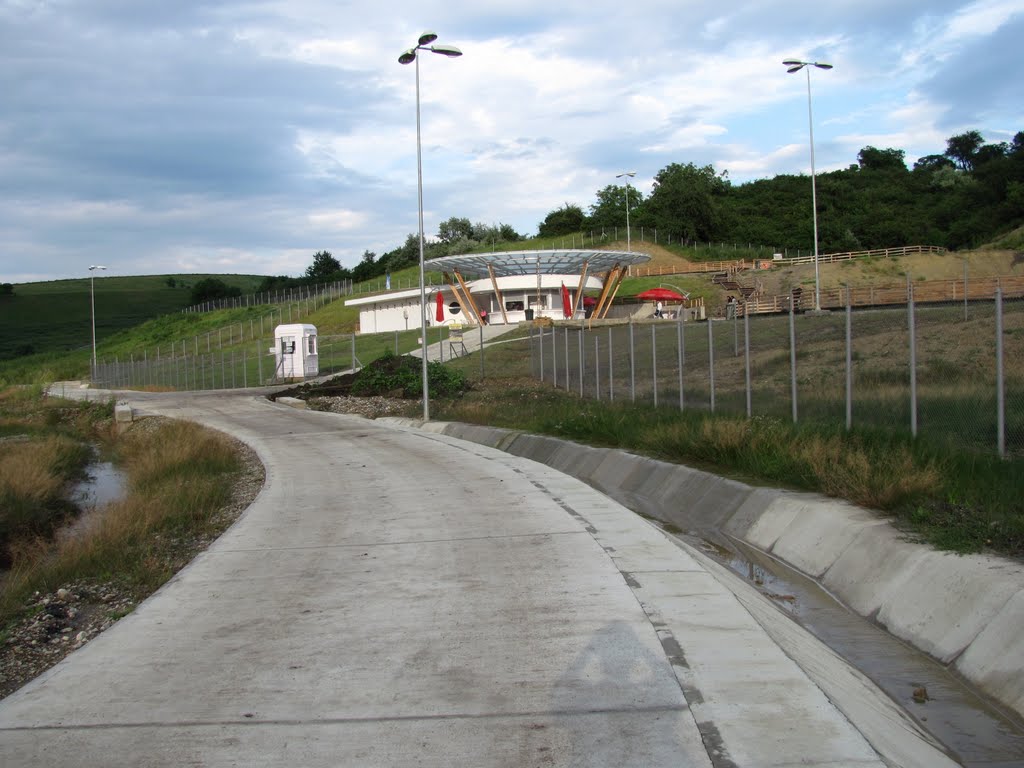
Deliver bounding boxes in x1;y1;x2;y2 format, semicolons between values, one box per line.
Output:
89;265;107;374
616;171;636;253
399;31;462;421
783;59;832;311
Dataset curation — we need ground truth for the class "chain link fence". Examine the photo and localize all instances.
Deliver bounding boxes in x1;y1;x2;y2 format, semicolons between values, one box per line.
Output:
529;291;1023;456
91;326;454;391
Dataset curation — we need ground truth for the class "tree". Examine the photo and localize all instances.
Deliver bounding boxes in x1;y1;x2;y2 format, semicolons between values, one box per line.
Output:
857;146;907;172
537;204;586;237
190;278;241;305
437;217;473;245
644;162;729;242
0;283;13;296
351;250;379;283
588;184;645;229
498;223;521;242
945;130;985;171
305;250;342;280
1011;131;1024;156
913;154;955;173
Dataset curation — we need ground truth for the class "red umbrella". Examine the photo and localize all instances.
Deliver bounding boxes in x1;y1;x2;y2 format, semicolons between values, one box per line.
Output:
435;291;444;322
582;296;598;307
636;287;685;302
561;283;573;318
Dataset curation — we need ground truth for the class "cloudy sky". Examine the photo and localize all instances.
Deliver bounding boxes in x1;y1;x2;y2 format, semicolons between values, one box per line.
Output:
2;0;1022;283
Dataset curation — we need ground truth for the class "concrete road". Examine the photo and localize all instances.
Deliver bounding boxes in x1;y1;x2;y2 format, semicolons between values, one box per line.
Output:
0;389;953;766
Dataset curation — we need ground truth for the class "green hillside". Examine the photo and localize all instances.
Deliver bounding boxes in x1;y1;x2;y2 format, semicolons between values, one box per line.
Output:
0;274;264;361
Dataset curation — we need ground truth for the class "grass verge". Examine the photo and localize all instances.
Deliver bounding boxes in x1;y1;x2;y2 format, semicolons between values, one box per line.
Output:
0;389;254;631
429;371;1024;557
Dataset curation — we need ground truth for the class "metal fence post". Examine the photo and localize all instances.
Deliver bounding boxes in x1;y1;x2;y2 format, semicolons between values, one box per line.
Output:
564;327;570;391
677;318;685;411
789;297;798;423
708;318;716;412
908;278;918;437
257;342;263;385
351;333;356;372
629;321;636;402
608;327;614;402
539;327;545;382
552;327;558;389
652;324;658;407
744;310;751;417
578;328;584;397
594;336;600;401
996;287;1005;457
845;286;853;430
479;324;484;381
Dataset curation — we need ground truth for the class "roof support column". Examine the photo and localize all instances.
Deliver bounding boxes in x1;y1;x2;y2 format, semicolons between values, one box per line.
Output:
453;270;483;324
443;272;475;321
487;264;509;324
573;260;589;316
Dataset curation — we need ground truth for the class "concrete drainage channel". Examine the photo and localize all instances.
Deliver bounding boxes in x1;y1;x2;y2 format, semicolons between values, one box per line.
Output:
380;418;1024;768
671;528;1024;767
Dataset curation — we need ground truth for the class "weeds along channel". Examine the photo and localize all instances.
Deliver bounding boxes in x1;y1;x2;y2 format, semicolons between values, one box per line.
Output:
0;385;258;632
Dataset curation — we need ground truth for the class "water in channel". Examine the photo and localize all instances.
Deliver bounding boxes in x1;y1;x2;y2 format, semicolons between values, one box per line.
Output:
663;524;1024;768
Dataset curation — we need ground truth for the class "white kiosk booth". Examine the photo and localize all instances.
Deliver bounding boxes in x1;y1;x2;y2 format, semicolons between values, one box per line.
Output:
274;324;318;381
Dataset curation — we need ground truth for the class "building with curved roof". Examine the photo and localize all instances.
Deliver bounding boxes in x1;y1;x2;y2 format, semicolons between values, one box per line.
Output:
345;249;651;333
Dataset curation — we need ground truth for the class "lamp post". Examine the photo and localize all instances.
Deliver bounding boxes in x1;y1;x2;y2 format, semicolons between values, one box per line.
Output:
399;31;462;421
89;265;107;374
616;171;636;253
783;59;832;311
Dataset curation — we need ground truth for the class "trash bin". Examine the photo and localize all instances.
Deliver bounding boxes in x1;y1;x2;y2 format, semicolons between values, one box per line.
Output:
525;309;535;321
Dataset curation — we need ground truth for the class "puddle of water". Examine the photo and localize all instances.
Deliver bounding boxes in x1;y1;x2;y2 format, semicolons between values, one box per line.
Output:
71;462;127;510
61;462;128;545
674;527;1024;768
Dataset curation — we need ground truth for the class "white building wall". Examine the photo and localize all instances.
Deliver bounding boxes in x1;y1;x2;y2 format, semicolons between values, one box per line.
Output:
348;275;606;333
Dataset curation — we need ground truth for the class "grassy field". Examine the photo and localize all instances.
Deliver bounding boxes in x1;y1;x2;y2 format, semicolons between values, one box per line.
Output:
0;274;266;361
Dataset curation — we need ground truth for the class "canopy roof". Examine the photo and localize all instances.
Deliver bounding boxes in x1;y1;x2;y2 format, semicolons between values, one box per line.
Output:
426;249;650;278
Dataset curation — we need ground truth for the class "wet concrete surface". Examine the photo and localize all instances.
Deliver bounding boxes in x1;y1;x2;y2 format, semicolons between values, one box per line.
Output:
673;526;1024;768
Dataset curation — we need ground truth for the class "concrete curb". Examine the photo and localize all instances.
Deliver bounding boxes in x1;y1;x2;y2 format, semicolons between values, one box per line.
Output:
377;418;1024;720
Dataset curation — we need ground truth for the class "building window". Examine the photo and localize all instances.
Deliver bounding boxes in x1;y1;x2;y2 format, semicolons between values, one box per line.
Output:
506;300;524;311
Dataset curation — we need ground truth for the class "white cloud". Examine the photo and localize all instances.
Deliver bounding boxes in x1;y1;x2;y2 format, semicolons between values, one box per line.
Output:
0;1;1019;282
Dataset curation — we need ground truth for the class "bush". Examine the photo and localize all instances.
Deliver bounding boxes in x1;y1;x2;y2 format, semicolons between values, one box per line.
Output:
350;352;467;398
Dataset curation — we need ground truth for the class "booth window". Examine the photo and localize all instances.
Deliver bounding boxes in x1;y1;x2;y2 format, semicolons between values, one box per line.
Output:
307;336;317;355
506;300;524;311
280;338;296;354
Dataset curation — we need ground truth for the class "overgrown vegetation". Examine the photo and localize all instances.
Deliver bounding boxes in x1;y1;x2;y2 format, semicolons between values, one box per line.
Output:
0;387;245;628
278;350;469;401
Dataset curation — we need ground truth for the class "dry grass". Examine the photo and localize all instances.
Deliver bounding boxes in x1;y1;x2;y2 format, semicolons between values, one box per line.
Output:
0;436;91;568
0;416;244;625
